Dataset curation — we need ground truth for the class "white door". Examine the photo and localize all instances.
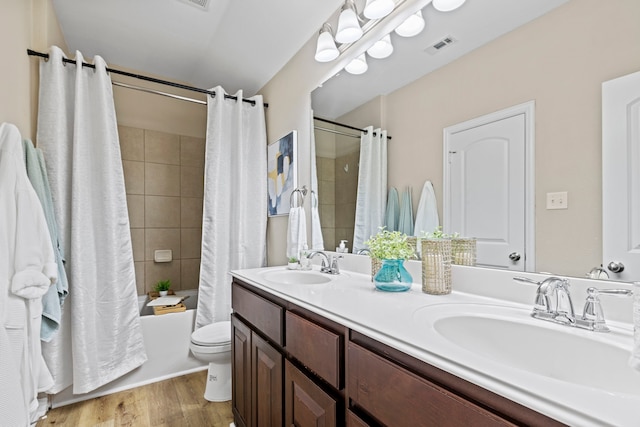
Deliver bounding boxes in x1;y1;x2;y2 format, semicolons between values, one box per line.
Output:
602;71;640;281
444;102;534;271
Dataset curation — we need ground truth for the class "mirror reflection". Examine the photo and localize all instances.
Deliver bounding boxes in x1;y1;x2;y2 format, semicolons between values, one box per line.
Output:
311;0;640;281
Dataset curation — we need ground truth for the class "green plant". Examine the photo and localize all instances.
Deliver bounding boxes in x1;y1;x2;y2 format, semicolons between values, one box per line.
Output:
288;256;299;263
364;228;414;260
155;279;171;292
420;226;459;239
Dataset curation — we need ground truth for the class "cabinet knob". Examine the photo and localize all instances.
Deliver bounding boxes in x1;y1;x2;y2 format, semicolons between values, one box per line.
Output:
509;252;521;262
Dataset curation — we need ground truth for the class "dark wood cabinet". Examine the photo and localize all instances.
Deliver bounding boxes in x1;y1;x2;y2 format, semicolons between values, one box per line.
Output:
232;315;252;427
231;314;283;427
231;278;564;427
252;332;283;427
284;360;337;427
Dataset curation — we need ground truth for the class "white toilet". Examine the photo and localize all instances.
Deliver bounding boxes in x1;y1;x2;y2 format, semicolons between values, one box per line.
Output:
189;320;232;402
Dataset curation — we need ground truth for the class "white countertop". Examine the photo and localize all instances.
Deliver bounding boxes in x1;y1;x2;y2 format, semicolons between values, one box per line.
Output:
231;258;640;427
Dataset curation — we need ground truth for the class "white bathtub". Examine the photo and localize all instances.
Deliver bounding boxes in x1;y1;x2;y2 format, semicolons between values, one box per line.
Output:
52;289;206;408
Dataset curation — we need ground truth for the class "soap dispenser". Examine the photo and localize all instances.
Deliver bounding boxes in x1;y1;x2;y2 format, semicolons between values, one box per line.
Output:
338;240;348;253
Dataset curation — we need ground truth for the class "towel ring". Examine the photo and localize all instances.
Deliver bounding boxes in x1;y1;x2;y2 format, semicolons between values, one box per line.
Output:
290;188;305;208
310;190;318;208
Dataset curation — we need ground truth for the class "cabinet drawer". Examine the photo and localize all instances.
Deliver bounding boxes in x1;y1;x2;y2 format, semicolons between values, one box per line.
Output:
232;282;283;345
285;311;342;389
348;343;515;427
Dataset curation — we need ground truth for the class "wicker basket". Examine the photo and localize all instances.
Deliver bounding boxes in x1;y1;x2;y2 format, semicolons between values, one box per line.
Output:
421;238;452;295
451;237;477;266
371;257;382;282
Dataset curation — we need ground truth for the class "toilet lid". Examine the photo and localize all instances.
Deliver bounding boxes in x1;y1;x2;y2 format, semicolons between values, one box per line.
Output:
191;321;231;346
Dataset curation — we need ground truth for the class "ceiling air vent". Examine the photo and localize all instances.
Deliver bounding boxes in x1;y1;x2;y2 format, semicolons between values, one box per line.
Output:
425;36;457;55
178;0;210;10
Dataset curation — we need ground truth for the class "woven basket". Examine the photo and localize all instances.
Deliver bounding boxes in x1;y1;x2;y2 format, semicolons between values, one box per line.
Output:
421;238;452;295
371;257;382;282
451;237;477;266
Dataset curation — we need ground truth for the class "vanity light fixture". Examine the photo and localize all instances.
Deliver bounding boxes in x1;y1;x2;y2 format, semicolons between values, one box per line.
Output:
363;0;395;20
394;10;425;37
432;0;467;12
366;34;394;59
345;53;368;75
336;0;364;44
314;23;340;62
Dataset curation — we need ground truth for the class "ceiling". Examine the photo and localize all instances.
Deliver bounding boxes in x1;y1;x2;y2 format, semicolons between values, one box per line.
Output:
52;0;568;115
312;0;569;119
52;0;344;95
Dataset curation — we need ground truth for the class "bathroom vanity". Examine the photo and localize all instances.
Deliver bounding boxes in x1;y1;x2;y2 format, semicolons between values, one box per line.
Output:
230;261;639;427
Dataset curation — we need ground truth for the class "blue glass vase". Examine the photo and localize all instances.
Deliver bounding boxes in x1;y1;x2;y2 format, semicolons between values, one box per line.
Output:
373;259;413;292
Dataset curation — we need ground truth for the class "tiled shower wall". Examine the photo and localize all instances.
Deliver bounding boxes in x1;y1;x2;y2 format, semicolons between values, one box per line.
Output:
317;151;359;253
119;126;205;295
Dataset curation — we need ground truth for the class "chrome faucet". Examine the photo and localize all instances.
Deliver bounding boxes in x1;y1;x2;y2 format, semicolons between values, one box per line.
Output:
306;251;341;275
356;248;371;255
514;276;632;332
515;276;575;324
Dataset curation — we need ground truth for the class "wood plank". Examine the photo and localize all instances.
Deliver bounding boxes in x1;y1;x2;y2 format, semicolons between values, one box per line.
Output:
36;371;233;427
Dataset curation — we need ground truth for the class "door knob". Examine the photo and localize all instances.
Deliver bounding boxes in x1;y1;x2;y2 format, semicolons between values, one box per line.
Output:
509;252;521;262
607;261;625;273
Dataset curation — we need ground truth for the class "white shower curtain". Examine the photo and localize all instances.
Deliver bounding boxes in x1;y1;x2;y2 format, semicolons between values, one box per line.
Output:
309;110;324;250
37;46;146;394
196;87;267;329
353;126;388;253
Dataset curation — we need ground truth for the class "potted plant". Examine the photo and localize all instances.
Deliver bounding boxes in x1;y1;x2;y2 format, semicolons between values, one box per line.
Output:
364;228;414;292
287;257;299;270
155;279;171;297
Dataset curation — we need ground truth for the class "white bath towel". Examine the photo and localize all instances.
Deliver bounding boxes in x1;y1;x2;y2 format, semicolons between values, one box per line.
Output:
414;180;440;236
398;187;414;236
310;200;324;250
287;206;308;259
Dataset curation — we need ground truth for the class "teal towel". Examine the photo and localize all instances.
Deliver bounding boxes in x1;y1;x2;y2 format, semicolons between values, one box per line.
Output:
385;187;399;231
398;187;414;236
23;139;69;342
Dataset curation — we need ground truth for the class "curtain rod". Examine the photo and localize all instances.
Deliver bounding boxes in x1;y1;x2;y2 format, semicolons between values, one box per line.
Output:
27;49;268;108
313;116;392;140
315;126;360;139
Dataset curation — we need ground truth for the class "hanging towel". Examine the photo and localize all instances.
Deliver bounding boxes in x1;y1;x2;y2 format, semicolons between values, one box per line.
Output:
310;193;324;250
398;187;414;236
23;139;69;342
287;206;308;259
414;180;440;236
385;187;399;231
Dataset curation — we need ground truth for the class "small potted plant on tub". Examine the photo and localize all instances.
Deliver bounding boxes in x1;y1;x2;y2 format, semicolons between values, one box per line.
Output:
155;279;171;297
287;257;299;270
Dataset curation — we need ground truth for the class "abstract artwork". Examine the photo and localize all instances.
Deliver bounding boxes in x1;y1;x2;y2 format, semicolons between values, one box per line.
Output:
267;130;297;216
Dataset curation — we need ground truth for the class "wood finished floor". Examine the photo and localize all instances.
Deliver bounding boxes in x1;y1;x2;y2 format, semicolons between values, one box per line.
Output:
36;371;234;427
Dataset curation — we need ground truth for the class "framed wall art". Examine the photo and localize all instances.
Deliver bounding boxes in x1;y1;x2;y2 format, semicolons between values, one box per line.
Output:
267;130;297;216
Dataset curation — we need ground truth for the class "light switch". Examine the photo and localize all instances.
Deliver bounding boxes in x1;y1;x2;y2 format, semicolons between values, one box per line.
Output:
546;192;568;210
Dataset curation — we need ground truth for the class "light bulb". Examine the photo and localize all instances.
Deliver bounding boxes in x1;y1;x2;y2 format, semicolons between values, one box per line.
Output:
363;0;395;19
345;54;368;75
336;2;363;44
367;34;393;59
432;0;467;12
394;10;425;38
314;24;339;62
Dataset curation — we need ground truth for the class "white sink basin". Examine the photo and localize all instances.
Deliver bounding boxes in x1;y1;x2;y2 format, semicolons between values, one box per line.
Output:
413;303;640;396
260;269;333;285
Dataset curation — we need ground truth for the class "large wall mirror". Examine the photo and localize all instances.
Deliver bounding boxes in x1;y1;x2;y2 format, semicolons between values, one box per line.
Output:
310;0;640;281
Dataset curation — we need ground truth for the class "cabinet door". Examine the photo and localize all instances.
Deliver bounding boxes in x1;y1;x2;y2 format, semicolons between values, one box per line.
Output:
252;333;283;427
232;315;252;427
285;360;337;427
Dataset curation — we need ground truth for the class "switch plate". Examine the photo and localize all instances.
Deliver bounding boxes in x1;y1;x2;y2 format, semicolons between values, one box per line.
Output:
546;192;568;210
